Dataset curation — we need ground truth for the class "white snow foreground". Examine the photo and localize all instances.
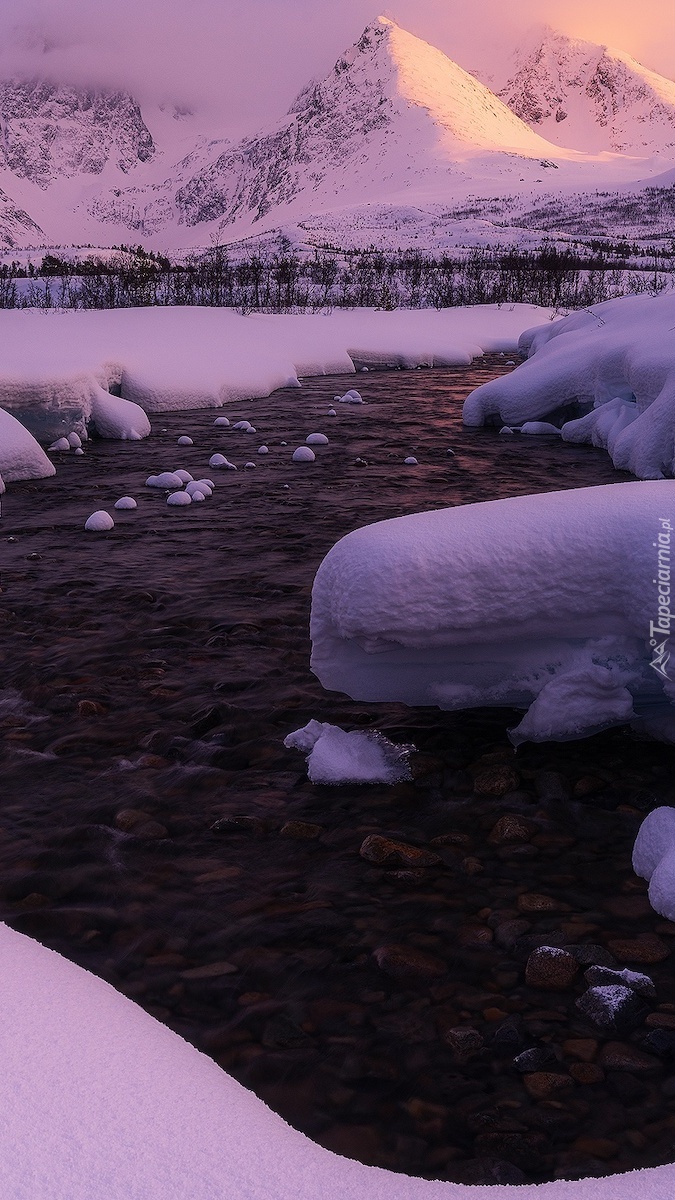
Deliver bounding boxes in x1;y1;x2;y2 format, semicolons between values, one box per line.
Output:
4;922;675;1200
0;407;54;482
0;304;552;480
633;807;675;921
284;720;413;784
463;293;675;481
310;481;675;744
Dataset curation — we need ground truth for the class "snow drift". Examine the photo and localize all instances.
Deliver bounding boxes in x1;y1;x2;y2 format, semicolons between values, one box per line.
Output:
5;920;675;1199
0;304;552;478
0;407;54;482
463;293;675;481
310;481;675;743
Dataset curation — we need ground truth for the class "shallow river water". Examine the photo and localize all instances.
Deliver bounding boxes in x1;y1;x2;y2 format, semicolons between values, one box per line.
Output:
2;359;675;1185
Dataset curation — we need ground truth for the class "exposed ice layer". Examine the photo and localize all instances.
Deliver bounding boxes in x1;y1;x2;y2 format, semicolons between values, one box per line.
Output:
633;806;675;920
0;407;55;482
3;919;675;1198
284;720;413;784
463;293;675;480
310;481;675;744
0;304;553;479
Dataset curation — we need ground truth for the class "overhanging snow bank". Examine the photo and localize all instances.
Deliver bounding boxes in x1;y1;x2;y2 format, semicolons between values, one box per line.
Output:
463;293;675;480
4;920;675;1199
0;304;552;474
310;481;675;743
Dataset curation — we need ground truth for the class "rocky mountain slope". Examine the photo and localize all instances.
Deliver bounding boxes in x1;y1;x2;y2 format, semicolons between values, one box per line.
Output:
497;28;675;156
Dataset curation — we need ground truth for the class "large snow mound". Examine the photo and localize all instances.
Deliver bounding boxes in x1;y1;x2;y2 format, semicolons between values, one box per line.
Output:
633;807;675;920
0;407;55;482
310;481;675;743
3;921;675;1199
463;293;675;480
0;304;551;476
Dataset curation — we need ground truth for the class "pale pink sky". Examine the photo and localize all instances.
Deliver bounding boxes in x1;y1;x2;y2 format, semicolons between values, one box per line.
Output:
1;0;674;136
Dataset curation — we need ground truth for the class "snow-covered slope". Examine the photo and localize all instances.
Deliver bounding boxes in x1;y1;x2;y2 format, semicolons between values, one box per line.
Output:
89;16;583;241
498;28;675;156
0;185;43;246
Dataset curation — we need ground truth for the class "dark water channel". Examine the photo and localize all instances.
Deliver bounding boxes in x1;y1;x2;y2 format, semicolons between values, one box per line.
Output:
2;358;675;1185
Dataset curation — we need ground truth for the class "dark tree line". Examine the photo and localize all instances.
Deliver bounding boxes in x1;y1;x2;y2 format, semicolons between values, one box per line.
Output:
0;242;671;312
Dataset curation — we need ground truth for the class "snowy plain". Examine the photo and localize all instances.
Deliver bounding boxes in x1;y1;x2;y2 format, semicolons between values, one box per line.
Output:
0;303;555;480
3;920;675;1200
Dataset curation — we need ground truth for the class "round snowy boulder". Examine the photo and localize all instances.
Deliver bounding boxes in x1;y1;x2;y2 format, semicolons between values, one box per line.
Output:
327;409;337;417
146;472;184;489
213;416;230;427
114;497;137;510
0;410;55;483
232;421;253;431
84;511;114;532
186;480;212;498
174;469;193;483
258;446;269;455
167;491;192;507
292;447;316;463
404;456;418;466
177;436;194;446
244;461;256;469
306;433;329;445
190;490;206;501
49;438;71;452
67;432;83;449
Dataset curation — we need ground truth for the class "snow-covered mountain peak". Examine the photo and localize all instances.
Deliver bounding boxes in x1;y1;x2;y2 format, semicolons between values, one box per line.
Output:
0;80;155;188
498;29;675;155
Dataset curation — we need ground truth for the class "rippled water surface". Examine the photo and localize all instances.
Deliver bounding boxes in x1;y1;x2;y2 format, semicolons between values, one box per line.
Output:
2;360;675;1186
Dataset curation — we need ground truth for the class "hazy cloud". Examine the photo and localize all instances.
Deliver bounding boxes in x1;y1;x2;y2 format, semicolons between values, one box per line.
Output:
0;0;673;138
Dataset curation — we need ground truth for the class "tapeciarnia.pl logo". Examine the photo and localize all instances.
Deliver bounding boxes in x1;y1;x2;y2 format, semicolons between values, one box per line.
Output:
650;518;673;681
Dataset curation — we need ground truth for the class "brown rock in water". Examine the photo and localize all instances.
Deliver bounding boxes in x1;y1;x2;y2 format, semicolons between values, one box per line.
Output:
571;1136;618;1160
563;1038;598;1062
526;946;579;990
77;699;106;717
280;821;323;840
517;892;571;914
472;765;521;796
569;1062;605;1084
359;835;441;867
522;1072;573;1099
607;934;671;963
488;815;535;844
442;1026;484;1062
181;961;238;979
373;943;447;981
599;1042;660;1072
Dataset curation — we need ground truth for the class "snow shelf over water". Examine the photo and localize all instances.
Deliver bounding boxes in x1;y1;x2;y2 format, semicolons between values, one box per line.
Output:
311;481;675;744
4;920;675;1199
463;293;675;481
0;304;552;481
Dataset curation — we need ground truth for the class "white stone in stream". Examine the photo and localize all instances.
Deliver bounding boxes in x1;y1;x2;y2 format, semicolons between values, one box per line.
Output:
213;416;230;427
167;491;192;507
292;447;315;463
74;448;84;456
174;470;193;483
67;432;82;448
258;446;269;455
49;437;71;452
147;472;183;489
327;409;337;417
404;456;418;465
244;462;256;469
186;481;212;498
306;434;329;445
114;497;137;510
84;510;114;531
177;436;194;446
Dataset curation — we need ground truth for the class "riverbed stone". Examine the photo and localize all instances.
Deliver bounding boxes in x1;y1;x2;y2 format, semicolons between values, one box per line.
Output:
525;946;579;990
